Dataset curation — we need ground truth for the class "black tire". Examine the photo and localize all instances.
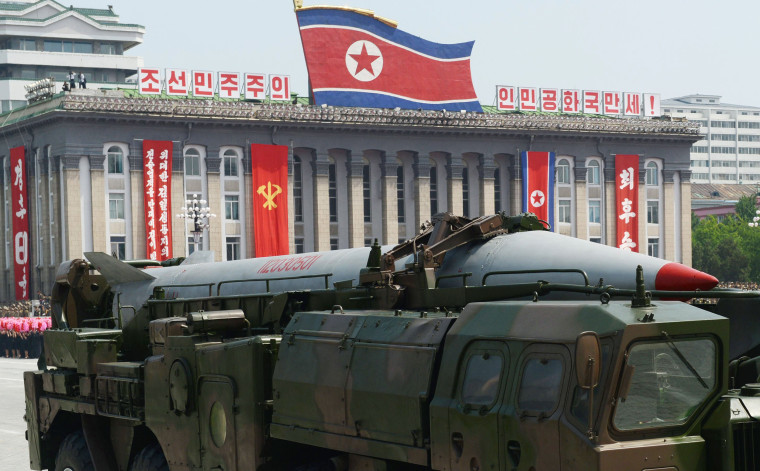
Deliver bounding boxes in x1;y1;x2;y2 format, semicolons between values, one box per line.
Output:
130;443;169;471
55;429;94;471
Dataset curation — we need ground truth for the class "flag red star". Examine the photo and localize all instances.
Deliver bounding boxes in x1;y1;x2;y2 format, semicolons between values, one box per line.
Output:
349;43;380;76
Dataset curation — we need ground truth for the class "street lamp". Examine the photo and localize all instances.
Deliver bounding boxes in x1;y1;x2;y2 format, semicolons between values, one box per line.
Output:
178;194;215;246
749;209;760;227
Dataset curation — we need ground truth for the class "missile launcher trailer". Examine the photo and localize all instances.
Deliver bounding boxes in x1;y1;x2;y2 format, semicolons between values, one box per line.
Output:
23;213;760;471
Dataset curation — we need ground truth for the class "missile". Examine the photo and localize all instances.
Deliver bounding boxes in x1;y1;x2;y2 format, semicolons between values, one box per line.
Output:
85;225;717;326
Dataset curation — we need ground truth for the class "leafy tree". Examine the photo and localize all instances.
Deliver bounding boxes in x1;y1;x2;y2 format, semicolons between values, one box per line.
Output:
735;195;759;222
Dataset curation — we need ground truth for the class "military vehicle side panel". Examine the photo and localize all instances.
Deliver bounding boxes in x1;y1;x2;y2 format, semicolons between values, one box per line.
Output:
271;311;454;465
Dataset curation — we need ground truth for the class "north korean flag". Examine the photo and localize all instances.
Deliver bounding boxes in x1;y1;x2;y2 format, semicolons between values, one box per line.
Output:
296;7;482;112
521;151;555;230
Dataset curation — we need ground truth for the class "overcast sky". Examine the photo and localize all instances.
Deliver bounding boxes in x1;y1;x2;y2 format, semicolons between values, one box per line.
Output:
108;0;760;107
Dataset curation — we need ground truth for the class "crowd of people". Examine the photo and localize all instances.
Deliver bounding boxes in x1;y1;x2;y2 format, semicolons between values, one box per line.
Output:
0;293;51;359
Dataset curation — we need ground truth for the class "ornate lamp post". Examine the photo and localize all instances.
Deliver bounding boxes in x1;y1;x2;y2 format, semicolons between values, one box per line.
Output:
178;194;215;247
749;210;760;228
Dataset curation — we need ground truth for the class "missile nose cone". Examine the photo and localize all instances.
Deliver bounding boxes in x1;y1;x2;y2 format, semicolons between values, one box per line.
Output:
654;262;719;292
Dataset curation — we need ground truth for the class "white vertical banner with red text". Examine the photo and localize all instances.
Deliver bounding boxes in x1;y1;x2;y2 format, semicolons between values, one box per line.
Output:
143;140;173;261
10;146;29;300
615;154;639;252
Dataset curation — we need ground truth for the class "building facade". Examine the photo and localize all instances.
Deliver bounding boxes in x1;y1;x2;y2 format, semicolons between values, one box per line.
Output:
0;92;699;301
0;0;143;112
663;94;760;184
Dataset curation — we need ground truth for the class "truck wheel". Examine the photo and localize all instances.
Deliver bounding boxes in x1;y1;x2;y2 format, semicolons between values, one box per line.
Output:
55;430;94;471
130;443;169;471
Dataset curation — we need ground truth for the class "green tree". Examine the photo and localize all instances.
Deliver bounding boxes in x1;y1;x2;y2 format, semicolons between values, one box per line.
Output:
692;214;754;282
735;195;759;222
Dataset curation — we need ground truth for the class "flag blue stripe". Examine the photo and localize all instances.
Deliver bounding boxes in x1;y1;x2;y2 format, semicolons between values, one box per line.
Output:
313;90;483;112
297;9;474;60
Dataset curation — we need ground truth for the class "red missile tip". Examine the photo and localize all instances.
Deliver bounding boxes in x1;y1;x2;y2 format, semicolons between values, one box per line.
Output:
654;262;719;292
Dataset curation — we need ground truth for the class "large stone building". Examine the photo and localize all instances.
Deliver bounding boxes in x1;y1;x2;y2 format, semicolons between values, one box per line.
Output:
0;90;699;301
0;0;143;112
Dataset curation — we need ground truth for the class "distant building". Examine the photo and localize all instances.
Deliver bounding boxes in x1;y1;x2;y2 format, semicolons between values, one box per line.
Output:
691;183;759;221
0;0;143;112
662;94;760;185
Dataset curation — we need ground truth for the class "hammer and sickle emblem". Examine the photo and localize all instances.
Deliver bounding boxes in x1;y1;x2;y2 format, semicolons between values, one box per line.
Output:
257;181;282;210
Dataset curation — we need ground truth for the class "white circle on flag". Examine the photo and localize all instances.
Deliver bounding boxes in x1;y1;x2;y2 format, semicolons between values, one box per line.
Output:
345;40;383;82
530;190;545;208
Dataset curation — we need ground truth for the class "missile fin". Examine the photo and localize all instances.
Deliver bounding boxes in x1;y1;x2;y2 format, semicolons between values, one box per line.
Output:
85;252;156;285
181;250;215;265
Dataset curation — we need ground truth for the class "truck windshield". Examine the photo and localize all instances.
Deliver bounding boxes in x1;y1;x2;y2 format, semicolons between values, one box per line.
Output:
613;337;716;431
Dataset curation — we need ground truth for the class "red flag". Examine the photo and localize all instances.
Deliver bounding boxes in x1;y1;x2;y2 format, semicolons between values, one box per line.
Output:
251;144;289;256
615;154;639;252
10;146;29;300
142;140;173;261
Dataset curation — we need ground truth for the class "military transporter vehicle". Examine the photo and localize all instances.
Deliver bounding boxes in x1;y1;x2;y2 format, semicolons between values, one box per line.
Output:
23;213;760;471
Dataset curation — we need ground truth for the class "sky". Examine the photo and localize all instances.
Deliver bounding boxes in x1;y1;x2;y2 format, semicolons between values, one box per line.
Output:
108;0;760;107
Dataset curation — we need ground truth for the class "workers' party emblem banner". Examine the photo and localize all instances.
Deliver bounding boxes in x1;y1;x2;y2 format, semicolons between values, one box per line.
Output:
10;146;29;300
521;151;555;230
615;154;639;252
143;140;173;261
251;143;289;257
295;7;482;112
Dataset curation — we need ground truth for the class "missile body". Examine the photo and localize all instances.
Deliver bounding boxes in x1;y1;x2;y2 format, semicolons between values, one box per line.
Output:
95;230;717;326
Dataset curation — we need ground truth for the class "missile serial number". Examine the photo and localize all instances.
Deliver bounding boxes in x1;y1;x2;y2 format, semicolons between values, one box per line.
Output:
257;255;322;274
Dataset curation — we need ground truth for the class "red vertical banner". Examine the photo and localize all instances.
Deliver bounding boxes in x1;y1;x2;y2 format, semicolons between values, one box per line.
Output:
521;151;555;229
10;146;29;300
615;154;639;251
251;143;289;257
143;140;173;261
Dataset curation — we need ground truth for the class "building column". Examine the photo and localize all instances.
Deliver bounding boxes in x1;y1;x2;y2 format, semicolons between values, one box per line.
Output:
36;152;51;293
171;142;186;259
413;154;431;227
61;156;83;259
604;167;617;247
662;170;676;261
346;151;365;248
446;154;464;216
574;165;588;239
89;154;106;254
287;146;295;253
381;152;399;245
680;170;693;267
312;151;331;251
508;154;521;215
479;154;496;216
637;158;647;255
0;157;7;298
129;142;146;259
205;148;222;261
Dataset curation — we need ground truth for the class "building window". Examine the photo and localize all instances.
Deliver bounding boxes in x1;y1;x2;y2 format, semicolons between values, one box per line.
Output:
187;236;201;255
330;238;339;250
225;195;239;220
648;238;659;257
711;146;736;154
226;237;240;261
107;146;123;174
462;166;470;218
294;237;304;254
494;167;502;213
100;43;116;55
647;201;659;224
110;236;126;260
364;238;373;247
328;161;337;222
185;149;200;176
397;164;405;223
223;150;238;177
645;162;659;186
558;200;571;223
557;159;571;184
588;200;601;223
587;160;600;185
430;164;438;215
109;193;124;219
363;163;371;222
293;156;303;222
590;237;601;244
691;146;709;153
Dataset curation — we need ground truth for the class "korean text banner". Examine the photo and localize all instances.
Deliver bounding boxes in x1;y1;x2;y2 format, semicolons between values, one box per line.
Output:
143;140;173;261
10;146;29;300
521;151;554;230
615;154;639;252
296;8;482;112
251;144;289;257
